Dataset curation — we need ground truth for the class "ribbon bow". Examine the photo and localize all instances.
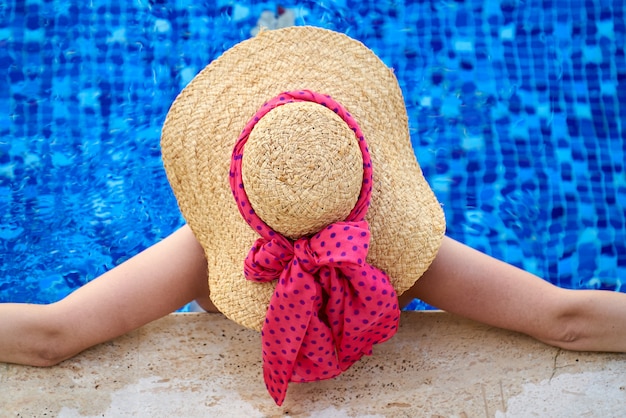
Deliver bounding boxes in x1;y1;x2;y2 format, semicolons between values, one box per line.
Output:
230;91;400;406
245;221;399;405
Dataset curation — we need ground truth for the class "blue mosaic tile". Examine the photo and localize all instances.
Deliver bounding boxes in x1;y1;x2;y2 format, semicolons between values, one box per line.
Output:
1;0;625;311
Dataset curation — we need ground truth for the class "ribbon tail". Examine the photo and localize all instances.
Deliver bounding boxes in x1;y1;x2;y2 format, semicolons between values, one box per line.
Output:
289;313;342;383
260;265;316;405
325;264;401;373
263;364;289;406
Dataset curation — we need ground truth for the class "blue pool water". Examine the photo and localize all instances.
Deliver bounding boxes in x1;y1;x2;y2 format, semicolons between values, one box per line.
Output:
1;0;625;311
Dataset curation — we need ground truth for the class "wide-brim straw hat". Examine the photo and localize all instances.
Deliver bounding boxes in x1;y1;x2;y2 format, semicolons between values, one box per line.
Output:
161;26;445;331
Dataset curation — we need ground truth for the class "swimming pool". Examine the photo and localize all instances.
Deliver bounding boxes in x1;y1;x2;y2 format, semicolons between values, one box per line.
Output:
1;0;625;311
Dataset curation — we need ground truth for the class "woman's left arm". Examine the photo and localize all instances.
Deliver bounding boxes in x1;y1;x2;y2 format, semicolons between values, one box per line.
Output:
0;225;211;366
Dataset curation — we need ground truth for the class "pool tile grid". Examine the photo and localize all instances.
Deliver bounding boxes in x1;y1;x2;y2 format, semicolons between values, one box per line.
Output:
1;0;625;304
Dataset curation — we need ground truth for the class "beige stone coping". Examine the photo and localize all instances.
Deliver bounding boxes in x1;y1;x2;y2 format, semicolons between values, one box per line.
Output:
2;311;625;417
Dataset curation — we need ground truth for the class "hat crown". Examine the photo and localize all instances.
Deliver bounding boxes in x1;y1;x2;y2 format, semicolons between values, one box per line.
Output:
242;101;363;239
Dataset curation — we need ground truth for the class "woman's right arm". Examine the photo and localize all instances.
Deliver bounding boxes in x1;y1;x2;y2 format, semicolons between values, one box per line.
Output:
402;236;626;353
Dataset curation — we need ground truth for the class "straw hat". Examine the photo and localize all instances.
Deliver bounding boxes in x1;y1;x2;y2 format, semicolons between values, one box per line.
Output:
161;26;445;332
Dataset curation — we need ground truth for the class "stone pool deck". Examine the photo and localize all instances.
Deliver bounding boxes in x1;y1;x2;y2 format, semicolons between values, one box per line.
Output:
2;311;625;417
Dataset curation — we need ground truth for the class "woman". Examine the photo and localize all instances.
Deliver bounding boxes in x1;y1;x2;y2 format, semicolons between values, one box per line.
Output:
2;26;625;406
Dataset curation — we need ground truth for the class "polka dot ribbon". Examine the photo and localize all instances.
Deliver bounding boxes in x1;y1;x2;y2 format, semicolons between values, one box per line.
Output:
229;91;400;406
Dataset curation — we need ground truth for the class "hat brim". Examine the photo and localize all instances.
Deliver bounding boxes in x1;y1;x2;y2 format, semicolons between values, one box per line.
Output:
161;26;445;331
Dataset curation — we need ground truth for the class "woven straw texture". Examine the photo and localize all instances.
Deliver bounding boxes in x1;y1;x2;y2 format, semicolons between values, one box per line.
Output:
161;26;446;331
243;101;363;239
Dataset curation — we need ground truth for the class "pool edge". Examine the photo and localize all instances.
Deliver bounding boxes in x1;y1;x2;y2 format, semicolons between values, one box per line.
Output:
2;311;625;417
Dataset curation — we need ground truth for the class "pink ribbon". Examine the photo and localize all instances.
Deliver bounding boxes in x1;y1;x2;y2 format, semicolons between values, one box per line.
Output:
229;91;400;406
